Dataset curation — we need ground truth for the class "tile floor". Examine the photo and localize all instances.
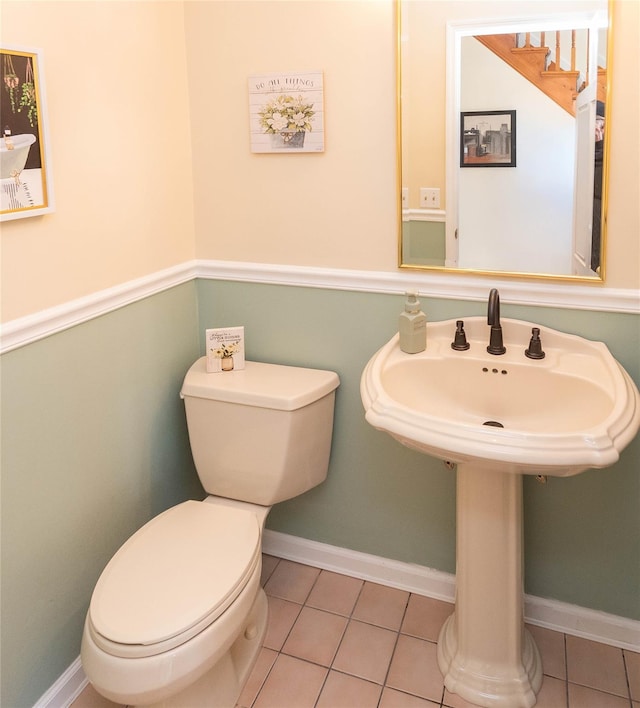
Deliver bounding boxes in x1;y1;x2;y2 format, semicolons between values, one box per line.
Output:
73;554;640;708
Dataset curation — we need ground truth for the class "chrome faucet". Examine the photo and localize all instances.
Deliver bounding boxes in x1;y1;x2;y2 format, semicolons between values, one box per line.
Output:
487;288;506;355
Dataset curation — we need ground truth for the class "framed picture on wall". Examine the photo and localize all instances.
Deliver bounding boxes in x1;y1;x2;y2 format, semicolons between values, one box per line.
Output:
1;45;54;221
460;110;516;168
248;71;325;153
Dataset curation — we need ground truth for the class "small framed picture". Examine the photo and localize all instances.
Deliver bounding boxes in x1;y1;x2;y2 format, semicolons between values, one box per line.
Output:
460;110;516;168
1;45;54;220
248;71;324;154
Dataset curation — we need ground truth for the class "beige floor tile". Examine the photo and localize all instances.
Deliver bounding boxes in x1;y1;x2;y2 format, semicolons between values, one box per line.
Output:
282;606;348;666
379;687;441;707
262;596;301;651
352;581;410;631
306;569;364;616
70;684;124;708
252;654;327;708
401;594;454;642
332;619;398;684
73;555;632;708
263;559;320;603
316;670;382;708
527;624;566;680
237;647;278;708
568;682;631;707
626;649;640;701
566;635;627;696
260;554;280;586
535;675;568;708
386;634;444;704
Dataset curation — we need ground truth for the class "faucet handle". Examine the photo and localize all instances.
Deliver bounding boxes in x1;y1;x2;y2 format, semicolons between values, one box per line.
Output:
451;320;470;351
525;327;546;359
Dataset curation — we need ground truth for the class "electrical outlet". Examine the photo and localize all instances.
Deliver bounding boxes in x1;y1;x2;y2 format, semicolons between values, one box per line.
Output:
401;187;409;209
419;187;440;209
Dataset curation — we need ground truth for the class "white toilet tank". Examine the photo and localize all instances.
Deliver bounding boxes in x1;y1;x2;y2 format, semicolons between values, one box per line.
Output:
180;358;339;506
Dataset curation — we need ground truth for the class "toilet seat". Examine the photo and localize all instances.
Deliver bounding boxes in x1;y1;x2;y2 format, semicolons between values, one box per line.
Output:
88;501;261;659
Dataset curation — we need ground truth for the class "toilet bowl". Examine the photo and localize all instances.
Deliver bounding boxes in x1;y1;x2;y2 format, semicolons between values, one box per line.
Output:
81;358;339;707
82;499;269;706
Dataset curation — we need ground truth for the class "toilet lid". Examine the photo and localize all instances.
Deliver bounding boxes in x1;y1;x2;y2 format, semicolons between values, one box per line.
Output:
89;501;260;650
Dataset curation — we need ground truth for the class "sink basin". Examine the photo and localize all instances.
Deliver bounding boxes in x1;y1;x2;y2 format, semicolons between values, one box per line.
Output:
361;317;640;476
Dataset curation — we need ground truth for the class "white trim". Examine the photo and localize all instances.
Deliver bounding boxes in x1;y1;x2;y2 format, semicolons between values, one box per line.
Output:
263;529;640;652
263;529;456;602
33;657;87;708
195;260;639;313
402;208;447;223
0;261;198;354
2;260;638;354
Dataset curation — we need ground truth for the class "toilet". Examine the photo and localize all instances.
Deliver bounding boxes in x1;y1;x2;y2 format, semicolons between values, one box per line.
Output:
81;357;339;707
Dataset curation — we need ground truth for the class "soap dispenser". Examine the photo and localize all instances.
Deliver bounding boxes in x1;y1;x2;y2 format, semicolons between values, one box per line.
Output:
399;293;426;354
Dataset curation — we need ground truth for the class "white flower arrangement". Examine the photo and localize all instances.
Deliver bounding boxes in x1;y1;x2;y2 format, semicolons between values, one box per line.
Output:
258;94;315;135
211;343;239;359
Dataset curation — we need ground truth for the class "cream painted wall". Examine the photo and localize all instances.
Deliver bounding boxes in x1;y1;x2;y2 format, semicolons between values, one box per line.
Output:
0;1;195;322
184;0;398;271
1;0;638;325
185;0;638;287
606;0;640;288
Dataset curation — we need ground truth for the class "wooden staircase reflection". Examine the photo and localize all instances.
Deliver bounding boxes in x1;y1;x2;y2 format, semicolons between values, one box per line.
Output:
476;32;606;116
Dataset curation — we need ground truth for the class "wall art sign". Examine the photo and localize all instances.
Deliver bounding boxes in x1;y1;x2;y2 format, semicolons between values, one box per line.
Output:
248;71;324;153
1;45;54;221
460;110;516;168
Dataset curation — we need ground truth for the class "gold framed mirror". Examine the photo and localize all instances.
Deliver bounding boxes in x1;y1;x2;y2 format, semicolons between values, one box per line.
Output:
398;0;612;282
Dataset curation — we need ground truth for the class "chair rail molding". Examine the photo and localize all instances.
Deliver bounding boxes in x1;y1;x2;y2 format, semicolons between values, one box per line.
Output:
0;261;198;354
2;259;638;354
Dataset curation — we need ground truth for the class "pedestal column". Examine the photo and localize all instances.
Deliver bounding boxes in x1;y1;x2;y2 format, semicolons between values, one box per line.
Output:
437;463;542;708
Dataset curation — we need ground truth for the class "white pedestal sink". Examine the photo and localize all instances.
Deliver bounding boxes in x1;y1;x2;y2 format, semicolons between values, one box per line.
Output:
361;316;640;708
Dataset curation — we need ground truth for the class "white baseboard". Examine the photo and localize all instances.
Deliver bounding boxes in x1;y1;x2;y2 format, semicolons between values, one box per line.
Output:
264;529;457;602
36;530;639;708
263;529;640;652
33;657;87;708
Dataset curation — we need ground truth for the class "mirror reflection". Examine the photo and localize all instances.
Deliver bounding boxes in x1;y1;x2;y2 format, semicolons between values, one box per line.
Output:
399;1;610;281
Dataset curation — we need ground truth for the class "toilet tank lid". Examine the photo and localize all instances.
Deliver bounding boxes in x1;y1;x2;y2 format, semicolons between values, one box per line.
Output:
180;358;339;410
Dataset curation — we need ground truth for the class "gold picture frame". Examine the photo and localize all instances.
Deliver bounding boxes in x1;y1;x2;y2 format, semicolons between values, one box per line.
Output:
1;45;54;221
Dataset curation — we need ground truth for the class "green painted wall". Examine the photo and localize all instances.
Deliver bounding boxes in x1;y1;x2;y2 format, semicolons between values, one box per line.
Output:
197;279;640;621
0;283;203;708
1;279;638;707
402;220;446;266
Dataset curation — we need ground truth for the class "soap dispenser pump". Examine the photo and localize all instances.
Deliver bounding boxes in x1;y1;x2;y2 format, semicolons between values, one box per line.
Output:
399;293;426;354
